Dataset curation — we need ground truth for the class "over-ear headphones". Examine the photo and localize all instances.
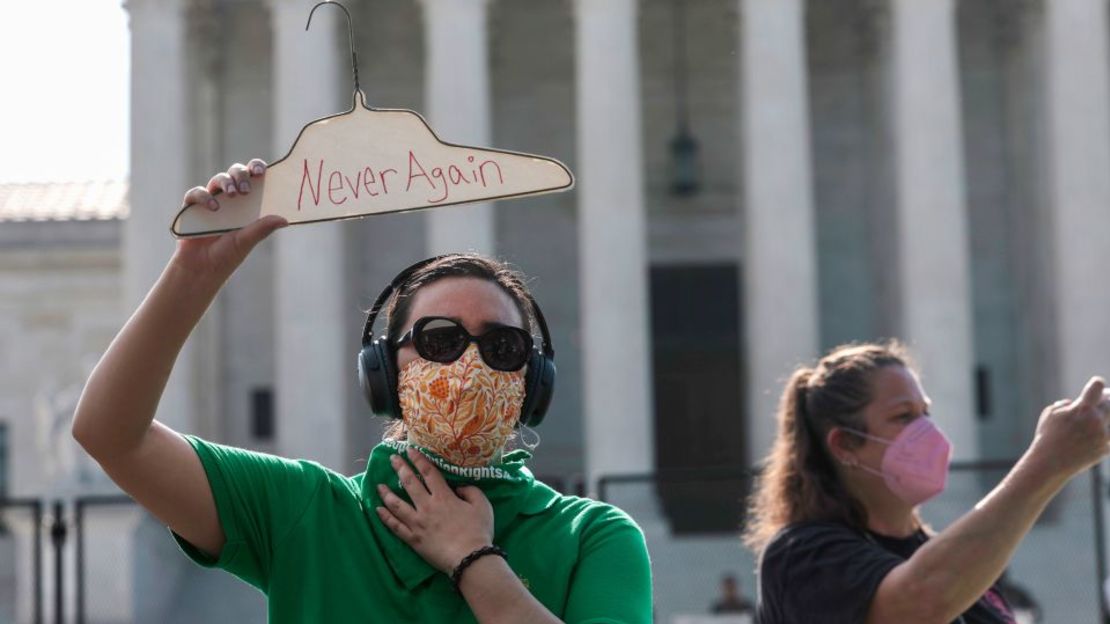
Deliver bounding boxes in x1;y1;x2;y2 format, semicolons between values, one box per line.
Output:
357;255;556;428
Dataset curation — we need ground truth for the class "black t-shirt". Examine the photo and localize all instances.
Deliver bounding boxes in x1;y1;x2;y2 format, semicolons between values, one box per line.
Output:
756;522;1016;624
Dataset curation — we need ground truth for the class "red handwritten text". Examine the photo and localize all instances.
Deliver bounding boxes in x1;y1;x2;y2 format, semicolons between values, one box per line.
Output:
299;159;399;211
297;152;505;210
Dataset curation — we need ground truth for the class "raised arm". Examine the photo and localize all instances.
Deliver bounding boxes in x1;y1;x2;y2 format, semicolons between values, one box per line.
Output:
72;160;285;558
868;377;1110;624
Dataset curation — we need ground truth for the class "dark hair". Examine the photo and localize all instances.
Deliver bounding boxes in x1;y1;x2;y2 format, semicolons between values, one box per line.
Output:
384;253;535;340
380;253;536;440
742;341;914;553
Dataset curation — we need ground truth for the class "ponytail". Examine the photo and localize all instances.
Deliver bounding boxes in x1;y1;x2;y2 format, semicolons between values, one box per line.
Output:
784;368;812;441
743;342;909;553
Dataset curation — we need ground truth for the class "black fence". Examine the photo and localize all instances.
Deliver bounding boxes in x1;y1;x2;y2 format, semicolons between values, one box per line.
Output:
0;495;140;624
73;495;137;624
0;498;43;624
2;463;1109;624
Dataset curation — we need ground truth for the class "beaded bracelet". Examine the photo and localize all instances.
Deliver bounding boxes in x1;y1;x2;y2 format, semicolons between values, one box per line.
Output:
450;545;508;591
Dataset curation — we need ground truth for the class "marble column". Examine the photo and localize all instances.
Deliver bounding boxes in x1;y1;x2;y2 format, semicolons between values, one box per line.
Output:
122;4;192;622
739;0;819;463
270;0;347;468
420;0;495;255
889;0;976;458
125;0;193;434
573;0;653;486
1045;0;1110;397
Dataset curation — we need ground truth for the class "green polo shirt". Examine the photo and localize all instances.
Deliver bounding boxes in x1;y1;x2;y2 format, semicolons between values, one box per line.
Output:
172;436;652;623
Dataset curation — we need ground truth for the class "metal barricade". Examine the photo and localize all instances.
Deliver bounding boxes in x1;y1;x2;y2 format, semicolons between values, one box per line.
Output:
73;495;135;624
0;498;44;624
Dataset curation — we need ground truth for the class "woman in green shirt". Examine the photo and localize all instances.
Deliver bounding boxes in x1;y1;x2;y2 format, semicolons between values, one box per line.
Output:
73;160;653;623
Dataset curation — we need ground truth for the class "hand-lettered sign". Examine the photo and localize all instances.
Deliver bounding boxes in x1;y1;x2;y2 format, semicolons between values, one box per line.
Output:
171;91;574;238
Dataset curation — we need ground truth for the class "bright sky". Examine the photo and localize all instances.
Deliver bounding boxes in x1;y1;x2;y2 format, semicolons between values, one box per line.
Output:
0;1;129;183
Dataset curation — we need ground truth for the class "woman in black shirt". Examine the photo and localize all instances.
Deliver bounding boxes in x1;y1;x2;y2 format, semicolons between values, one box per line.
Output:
744;342;1110;623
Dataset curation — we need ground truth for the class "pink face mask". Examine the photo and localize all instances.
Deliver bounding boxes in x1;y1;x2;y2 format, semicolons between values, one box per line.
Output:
842;417;952;506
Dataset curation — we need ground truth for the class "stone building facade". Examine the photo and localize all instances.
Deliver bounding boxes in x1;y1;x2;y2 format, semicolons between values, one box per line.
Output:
4;0;1110;621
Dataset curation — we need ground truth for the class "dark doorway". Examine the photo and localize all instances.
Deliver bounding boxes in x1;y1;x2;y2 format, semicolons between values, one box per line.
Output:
650;264;748;534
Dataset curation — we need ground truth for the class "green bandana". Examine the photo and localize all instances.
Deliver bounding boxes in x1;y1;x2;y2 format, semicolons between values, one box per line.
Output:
357;439;559;589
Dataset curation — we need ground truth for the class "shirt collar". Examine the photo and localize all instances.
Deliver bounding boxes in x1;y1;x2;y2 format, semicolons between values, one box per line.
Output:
357;440;559;590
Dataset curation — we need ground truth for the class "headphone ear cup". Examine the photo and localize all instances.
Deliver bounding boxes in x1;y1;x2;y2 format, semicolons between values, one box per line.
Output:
359;340;402;419
519;350;556;428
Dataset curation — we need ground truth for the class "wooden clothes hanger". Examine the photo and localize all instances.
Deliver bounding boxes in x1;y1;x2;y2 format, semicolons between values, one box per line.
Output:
171;0;574;239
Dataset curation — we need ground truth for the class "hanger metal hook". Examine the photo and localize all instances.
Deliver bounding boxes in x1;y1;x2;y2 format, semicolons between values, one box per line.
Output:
306;1;361;96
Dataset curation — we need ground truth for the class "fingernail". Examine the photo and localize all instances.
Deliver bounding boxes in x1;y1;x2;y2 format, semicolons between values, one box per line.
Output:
225;185;236;196
207;199;218;211
252;165;264;175
238;181;250;193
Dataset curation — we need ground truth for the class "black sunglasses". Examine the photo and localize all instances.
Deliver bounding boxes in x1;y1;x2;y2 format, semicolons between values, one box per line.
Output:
395;316;534;372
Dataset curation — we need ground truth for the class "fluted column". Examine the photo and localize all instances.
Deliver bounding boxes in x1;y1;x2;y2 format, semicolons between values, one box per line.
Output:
270;0;347;468
122;5;193;622
889;0;975;458
125;0;193;434
739;0;819;462
1045;0;1110;397
420;0;495;255
574;0;653;485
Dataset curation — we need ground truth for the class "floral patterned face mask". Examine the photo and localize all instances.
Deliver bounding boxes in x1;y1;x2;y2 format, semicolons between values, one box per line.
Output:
397;344;526;467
